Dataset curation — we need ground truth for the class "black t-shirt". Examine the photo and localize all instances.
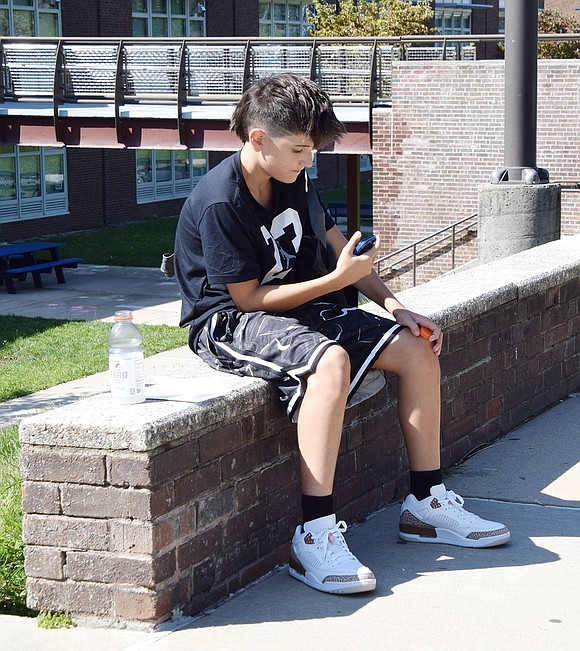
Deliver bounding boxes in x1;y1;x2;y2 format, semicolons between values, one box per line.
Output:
175;151;335;343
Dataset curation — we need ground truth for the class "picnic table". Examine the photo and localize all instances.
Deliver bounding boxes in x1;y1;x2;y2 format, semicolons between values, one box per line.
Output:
0;241;83;294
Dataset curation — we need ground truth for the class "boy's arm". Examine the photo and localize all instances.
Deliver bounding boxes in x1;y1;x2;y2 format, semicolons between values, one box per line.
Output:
226;230;374;314
326;226;443;355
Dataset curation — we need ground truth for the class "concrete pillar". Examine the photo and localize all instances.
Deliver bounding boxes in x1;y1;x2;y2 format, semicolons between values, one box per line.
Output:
478;184;561;264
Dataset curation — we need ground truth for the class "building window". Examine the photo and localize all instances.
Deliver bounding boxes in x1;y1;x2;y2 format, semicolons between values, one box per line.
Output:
136;149;208;204
259;1;312;37
435;0;472;36
360;154;372;173
0;1;63;223
132;1;207;203
132;0;206;37
0;0;61;37
0;145;68;223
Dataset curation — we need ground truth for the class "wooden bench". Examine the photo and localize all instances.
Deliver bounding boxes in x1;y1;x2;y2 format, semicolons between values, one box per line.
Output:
5;257;84;292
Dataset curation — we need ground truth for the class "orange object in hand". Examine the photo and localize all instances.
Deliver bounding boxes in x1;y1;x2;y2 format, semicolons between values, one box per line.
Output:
420;326;433;340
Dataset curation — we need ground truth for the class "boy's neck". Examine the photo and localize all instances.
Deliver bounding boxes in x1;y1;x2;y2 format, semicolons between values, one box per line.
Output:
240;145;273;210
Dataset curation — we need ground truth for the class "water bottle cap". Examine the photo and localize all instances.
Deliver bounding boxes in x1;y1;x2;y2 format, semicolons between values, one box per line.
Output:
114;310;133;321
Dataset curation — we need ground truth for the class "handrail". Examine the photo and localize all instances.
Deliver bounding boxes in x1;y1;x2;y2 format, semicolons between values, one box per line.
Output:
0;33;579;44
552;180;580;190
375;213;478;286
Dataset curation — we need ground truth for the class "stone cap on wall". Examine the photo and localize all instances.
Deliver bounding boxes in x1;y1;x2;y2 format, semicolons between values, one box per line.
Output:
19;234;579;454
19;351;273;453
368;233;580;329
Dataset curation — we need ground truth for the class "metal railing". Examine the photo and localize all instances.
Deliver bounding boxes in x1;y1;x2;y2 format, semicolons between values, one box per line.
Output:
375;213;479;286
554;180;580;192
0;33;577;148
0;35;481;109
1;33;578;109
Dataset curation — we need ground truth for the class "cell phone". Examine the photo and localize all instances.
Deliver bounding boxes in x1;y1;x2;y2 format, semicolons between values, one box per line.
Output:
353;235;376;256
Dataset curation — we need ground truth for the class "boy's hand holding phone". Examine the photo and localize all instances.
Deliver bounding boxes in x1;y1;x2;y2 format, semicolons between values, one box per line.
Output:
353;235;377;256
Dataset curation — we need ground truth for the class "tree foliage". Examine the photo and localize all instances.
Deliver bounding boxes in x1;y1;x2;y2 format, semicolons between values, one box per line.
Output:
537;8;580;59
308;0;434;38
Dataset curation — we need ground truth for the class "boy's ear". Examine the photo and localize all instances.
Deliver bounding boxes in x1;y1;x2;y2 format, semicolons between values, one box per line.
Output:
248;128;266;151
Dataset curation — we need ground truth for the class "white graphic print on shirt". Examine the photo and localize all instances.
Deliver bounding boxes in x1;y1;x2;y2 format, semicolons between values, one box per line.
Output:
260;208;303;285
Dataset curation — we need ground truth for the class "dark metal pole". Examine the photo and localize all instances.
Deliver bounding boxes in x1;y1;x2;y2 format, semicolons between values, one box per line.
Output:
504;0;537;170
346;154;361;238
491;0;548;184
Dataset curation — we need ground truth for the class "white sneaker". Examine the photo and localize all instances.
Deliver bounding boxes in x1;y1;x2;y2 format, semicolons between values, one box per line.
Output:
289;514;376;594
399;483;511;548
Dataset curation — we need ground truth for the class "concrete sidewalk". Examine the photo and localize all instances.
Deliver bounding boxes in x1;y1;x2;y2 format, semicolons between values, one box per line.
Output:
0;264;182;326
2;394;579;651
2;265;579;649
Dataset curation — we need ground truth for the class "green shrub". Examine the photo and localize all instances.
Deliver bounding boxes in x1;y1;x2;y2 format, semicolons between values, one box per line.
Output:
0;426;27;614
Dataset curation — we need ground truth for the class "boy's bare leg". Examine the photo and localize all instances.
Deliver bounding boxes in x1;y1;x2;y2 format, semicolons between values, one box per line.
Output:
291;347;377;595
375;328;511;548
374;328;441;471
296;345;350;496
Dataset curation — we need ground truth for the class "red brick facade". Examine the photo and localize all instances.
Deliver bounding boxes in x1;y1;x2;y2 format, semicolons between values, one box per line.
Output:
544;0;580;16
372;59;580;290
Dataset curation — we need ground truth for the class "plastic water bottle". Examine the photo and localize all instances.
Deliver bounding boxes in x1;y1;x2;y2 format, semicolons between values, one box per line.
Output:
108;310;146;404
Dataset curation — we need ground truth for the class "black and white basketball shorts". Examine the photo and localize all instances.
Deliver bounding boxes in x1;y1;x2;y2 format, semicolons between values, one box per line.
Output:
196;301;404;421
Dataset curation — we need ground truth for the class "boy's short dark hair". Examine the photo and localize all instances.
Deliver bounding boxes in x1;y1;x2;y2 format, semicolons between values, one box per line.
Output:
230;73;346;149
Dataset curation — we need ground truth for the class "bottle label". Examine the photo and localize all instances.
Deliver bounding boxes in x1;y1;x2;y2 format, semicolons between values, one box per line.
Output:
109;350;145;399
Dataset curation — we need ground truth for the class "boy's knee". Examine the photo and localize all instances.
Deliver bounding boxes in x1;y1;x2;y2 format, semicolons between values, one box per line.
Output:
395;328;440;374
309;345;351;393
412;336;440;375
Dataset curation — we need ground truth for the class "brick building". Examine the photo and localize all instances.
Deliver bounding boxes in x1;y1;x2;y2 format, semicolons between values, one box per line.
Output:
372;58;580;290
1;0;347;241
2;1;574;248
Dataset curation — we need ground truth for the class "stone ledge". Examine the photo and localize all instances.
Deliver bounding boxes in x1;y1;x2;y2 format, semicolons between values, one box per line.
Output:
386;234;580;327
20;234;580;453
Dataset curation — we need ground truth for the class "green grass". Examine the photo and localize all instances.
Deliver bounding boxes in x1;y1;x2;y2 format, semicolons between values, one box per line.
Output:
29;186;366;268
1;186;358;615
0;315;187;403
38;215;179;268
319;184;372;205
37;610;76;629
0;425;28;615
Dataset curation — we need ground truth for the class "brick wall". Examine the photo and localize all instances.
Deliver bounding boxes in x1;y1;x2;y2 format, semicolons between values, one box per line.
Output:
544;0;580;16
372;59;580;290
61;0;132;37
207;0;258;36
19;380;407;625
19;236;580;628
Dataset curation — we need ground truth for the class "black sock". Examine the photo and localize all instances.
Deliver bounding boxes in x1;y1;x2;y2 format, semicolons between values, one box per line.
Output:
301;494;334;525
409;469;443;501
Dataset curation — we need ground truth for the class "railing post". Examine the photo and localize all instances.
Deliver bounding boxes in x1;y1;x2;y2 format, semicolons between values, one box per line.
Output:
0;40;5;102
52;39;65;144
368;39;378;149
451;223;456;269
309;38;318;82
114;40;126;146
177;39;188;147
242;39;252;90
